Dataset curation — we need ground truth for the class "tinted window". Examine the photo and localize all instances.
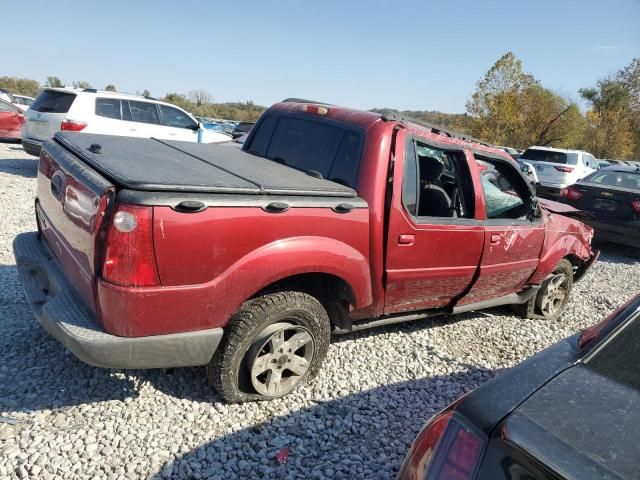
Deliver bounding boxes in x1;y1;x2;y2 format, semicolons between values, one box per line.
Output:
247;115;363;188
95;98;121;120
159;105;196;129
31;90;76;113
521;149;572;165
584;170;640;190
128;100;160;124
246;115;277;155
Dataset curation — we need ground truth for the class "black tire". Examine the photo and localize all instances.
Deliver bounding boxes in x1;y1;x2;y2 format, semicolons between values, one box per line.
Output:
207;291;330;403
511;259;574;321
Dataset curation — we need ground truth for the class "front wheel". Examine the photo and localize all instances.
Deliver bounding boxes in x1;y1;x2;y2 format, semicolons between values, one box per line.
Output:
207;291;331;403
512;259;574;320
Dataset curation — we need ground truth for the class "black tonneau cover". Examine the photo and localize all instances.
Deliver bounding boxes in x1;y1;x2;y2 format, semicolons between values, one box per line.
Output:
53;132;357;198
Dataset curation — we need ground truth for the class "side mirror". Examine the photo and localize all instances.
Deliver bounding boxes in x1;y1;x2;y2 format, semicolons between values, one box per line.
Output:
188;123;200;132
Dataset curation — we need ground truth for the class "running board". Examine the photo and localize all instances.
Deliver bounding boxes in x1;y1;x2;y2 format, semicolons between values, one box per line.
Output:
452;286;539;314
332;309;447;334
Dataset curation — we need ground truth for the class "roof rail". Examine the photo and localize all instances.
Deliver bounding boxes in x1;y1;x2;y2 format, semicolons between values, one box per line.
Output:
82;88;98;93
144;95;156;100
381;112;492;147
281;98;331;105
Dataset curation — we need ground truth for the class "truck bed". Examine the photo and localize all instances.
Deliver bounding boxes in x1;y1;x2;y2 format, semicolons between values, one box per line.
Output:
54;132;358;197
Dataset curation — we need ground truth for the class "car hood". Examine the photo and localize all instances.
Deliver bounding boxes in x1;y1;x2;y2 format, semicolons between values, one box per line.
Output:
539;197;596;222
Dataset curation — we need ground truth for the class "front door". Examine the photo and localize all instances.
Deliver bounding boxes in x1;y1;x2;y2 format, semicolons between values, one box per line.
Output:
457;156;545;306
384;132;484;314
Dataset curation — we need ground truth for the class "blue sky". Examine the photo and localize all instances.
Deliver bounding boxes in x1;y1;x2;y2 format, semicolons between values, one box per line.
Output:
2;0;639;112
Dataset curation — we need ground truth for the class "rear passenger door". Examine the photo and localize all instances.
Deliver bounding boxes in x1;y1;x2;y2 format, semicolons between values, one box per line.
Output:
123;100;163;138
384;132;484;314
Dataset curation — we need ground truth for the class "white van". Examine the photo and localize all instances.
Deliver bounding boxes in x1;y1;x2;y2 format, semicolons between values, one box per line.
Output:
21;88;231;157
519;146;600;199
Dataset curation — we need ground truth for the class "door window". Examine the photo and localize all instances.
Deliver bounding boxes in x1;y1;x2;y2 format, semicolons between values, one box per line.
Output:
159;105;197;129
127;100;160;124
95;98;122;120
476;158;530;219
402;138;473;219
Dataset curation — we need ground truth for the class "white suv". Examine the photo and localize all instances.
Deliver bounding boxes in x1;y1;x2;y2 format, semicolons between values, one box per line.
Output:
519;146;600;199
21;88;231;157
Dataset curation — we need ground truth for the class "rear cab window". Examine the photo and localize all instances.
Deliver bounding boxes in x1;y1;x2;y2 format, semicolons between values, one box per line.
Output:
31;90;76;113
244;114;364;188
521;149;577;165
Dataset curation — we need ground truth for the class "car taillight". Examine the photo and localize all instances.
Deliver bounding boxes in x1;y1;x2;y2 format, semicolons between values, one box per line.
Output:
632;199;640;212
554;166;574;173
560;186;583;200
60;119;87;131
102;205;160;287
302;104;329;115
398;411;486;480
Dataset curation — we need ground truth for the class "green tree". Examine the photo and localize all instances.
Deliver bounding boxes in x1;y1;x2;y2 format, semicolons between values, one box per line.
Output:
45;76;63;88
466;52;586;149
0;76;40;97
580;79;634;159
72;80;92;89
105;84;117;92
618;58;640;158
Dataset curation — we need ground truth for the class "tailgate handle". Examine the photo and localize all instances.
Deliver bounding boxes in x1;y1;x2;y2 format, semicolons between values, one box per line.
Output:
173;200;206;213
50;172;64;200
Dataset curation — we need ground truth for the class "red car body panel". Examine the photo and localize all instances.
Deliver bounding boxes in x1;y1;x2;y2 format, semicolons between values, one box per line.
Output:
31;102;596;339
0;102;24;139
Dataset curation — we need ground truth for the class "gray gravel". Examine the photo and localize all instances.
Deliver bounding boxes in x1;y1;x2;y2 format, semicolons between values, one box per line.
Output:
1;140;639;479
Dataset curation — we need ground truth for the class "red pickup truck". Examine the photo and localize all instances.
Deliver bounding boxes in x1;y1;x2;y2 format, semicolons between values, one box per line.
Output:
14;100;597;402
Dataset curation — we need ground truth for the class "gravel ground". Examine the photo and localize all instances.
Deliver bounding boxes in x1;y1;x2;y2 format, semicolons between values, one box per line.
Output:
1;140;639;480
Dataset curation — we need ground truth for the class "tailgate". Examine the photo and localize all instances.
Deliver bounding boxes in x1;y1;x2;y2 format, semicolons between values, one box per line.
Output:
36;139;115;313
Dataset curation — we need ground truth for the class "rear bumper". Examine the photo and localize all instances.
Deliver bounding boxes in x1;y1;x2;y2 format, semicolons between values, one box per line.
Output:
587;220;640;248
13;231;223;369
22;138;43;157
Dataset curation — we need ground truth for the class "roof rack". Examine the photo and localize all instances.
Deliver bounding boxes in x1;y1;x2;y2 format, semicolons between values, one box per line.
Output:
381;112;493;148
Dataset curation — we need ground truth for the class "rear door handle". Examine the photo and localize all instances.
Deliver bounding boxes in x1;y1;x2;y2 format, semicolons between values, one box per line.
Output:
398;234;415;245
490;234;502;244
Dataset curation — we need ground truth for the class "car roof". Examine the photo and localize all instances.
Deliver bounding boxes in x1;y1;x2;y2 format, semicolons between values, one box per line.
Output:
268;100;512;161
524;145;590;155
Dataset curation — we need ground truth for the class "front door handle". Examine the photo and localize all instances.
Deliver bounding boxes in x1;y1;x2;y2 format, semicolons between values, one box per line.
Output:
490;234;502;244
398;234;415;245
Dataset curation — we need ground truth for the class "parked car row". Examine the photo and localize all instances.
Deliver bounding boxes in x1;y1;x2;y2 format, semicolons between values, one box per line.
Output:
0;87;35;112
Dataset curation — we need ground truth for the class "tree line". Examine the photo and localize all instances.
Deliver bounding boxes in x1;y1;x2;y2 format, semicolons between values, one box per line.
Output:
2;57;638;159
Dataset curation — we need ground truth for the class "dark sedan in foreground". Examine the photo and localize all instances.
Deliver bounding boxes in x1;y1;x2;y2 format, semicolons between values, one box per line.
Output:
397;293;640;480
560;165;640;249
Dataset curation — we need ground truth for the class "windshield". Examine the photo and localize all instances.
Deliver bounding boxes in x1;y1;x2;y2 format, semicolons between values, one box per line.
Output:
521;149;575;165
245;115;364;188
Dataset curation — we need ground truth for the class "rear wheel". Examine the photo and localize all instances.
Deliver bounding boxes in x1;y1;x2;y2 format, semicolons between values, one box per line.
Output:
512;259;574;321
207;291;330;403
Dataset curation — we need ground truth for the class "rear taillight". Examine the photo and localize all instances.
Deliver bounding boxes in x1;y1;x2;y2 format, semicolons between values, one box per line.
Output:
632;199;640;212
554;166;574;173
60;119;87;131
398;411;486;480
560;186;583;200
102;205;160;287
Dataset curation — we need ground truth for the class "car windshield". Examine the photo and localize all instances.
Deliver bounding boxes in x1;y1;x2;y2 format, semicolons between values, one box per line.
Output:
521;149;575;165
245;115;364;188
583;170;640;190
